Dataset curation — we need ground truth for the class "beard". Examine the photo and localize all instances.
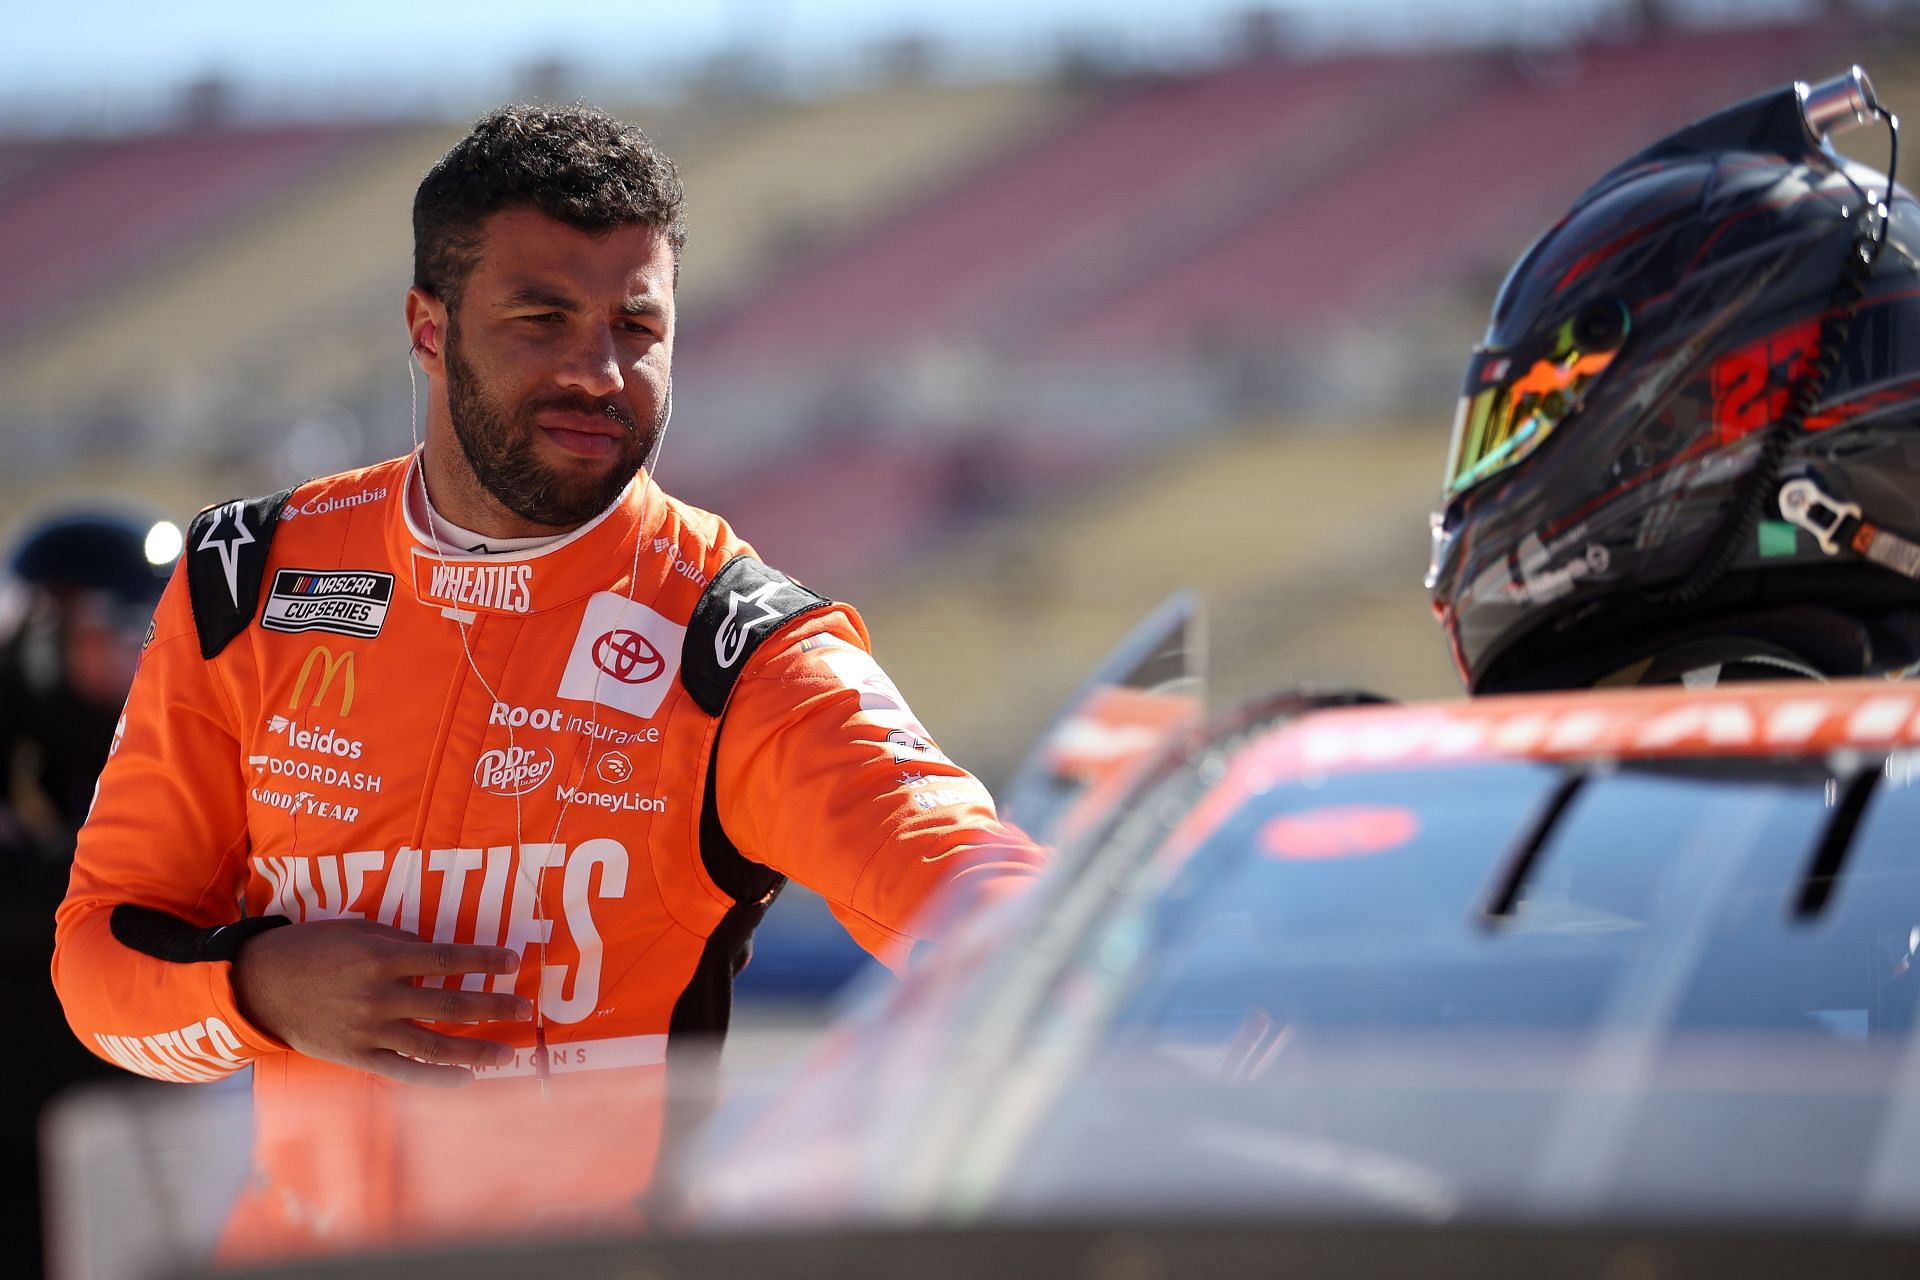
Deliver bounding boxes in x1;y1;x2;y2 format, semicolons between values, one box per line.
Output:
443;328;664;529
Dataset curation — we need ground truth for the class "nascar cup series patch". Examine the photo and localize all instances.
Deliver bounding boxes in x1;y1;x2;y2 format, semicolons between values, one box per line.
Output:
259;569;395;639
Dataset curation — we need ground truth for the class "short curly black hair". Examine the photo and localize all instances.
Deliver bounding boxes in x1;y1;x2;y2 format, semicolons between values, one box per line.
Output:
413;102;688;312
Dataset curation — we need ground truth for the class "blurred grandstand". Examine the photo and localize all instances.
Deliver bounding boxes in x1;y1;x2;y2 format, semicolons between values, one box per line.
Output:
0;4;1913;792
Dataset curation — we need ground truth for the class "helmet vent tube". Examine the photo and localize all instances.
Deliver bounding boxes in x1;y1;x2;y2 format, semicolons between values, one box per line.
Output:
1801;66;1880;142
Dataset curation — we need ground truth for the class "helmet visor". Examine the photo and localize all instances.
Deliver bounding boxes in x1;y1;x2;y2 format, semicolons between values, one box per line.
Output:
1443;307;1629;498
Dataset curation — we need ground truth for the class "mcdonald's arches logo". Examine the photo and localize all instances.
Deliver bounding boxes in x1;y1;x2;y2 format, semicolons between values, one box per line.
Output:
290;645;356;716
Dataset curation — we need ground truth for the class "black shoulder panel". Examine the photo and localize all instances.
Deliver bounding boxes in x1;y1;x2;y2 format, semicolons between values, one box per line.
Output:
185;490;293;660
679;554;830;717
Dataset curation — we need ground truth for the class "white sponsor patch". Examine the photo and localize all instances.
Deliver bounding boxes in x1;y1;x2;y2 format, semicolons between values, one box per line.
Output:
555;785;667;813
249;785;361;823
556;593;687;720
260;569;394;639
265;717;365;759
247;757;383;792
596;751;634;785
488;702;661;745
652;536;709;587
814;643;947;763
818;646;925;727
474;745;555;797
418;559;535;615
280;487;389;522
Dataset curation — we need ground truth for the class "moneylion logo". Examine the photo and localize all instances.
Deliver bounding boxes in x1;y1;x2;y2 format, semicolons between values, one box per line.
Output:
596;751;634;785
290;645;356;716
474;745;555;797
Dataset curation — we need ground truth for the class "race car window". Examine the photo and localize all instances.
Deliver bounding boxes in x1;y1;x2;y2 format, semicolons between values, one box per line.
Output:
988;751;1920;1221
1074;754;1908;1059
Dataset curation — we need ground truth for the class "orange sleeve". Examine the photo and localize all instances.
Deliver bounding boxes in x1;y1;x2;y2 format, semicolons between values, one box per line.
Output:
51;568;284;1083
713;609;1047;972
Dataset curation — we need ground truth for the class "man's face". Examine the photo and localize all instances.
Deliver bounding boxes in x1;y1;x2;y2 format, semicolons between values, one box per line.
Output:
440;208;676;530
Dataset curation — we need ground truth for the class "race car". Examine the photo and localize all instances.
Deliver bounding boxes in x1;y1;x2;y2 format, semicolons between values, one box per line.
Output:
660;597;1920;1265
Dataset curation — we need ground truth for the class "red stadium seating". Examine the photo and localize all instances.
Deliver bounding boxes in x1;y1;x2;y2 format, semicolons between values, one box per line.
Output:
1049;25;1833;356
684;54;1465;368
688;24;1844;377
0;125;383;338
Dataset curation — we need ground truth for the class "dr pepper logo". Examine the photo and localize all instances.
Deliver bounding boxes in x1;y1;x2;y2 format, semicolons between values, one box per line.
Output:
474;745;555;797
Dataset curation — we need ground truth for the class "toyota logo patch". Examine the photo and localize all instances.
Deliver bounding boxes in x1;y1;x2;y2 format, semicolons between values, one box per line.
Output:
592;629;665;684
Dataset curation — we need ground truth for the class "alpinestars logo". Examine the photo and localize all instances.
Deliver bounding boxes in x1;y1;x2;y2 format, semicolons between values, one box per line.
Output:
716;582;789;669
197;501;256;608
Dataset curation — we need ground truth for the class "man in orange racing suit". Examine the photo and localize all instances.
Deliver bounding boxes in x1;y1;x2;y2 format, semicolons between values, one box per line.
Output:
51;103;1044;1258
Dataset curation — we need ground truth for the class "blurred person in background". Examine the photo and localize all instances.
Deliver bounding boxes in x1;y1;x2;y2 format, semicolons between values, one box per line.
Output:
1427;68;1920;694
0;508;176;1279
50;102;1044;1262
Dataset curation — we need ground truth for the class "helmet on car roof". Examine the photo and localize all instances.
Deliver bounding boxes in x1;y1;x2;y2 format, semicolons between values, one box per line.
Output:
1429;67;1920;693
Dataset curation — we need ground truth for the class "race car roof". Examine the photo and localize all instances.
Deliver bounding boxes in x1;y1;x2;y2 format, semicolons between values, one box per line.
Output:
1256;677;1920;780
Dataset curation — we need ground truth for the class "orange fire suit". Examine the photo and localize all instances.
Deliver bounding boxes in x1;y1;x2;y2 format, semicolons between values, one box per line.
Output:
52;452;1042;1256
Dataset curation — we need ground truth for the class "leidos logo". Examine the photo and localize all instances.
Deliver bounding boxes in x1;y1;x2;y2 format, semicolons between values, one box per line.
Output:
266;714;365;760
290;645;356;716
474;746;555;797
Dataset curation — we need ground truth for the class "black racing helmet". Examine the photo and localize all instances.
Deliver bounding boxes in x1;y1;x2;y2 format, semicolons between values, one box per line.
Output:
9;510;175;606
2;508;178;696
1429;67;1920;693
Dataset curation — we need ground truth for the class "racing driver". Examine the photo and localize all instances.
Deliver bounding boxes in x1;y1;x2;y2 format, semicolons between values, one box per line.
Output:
51;103;1044;1256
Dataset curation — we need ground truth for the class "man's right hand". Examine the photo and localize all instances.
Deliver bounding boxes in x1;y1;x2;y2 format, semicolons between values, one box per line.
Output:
231;918;530;1086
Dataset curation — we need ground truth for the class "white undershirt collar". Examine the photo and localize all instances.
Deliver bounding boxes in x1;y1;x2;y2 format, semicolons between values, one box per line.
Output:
406;460;567;555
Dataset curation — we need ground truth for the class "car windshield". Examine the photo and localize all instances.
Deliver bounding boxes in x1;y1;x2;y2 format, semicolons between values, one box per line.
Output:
1110;760;1887;1041
991;750;1920;1223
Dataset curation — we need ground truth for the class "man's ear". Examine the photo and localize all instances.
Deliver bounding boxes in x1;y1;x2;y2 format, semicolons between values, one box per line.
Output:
404;288;448;372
